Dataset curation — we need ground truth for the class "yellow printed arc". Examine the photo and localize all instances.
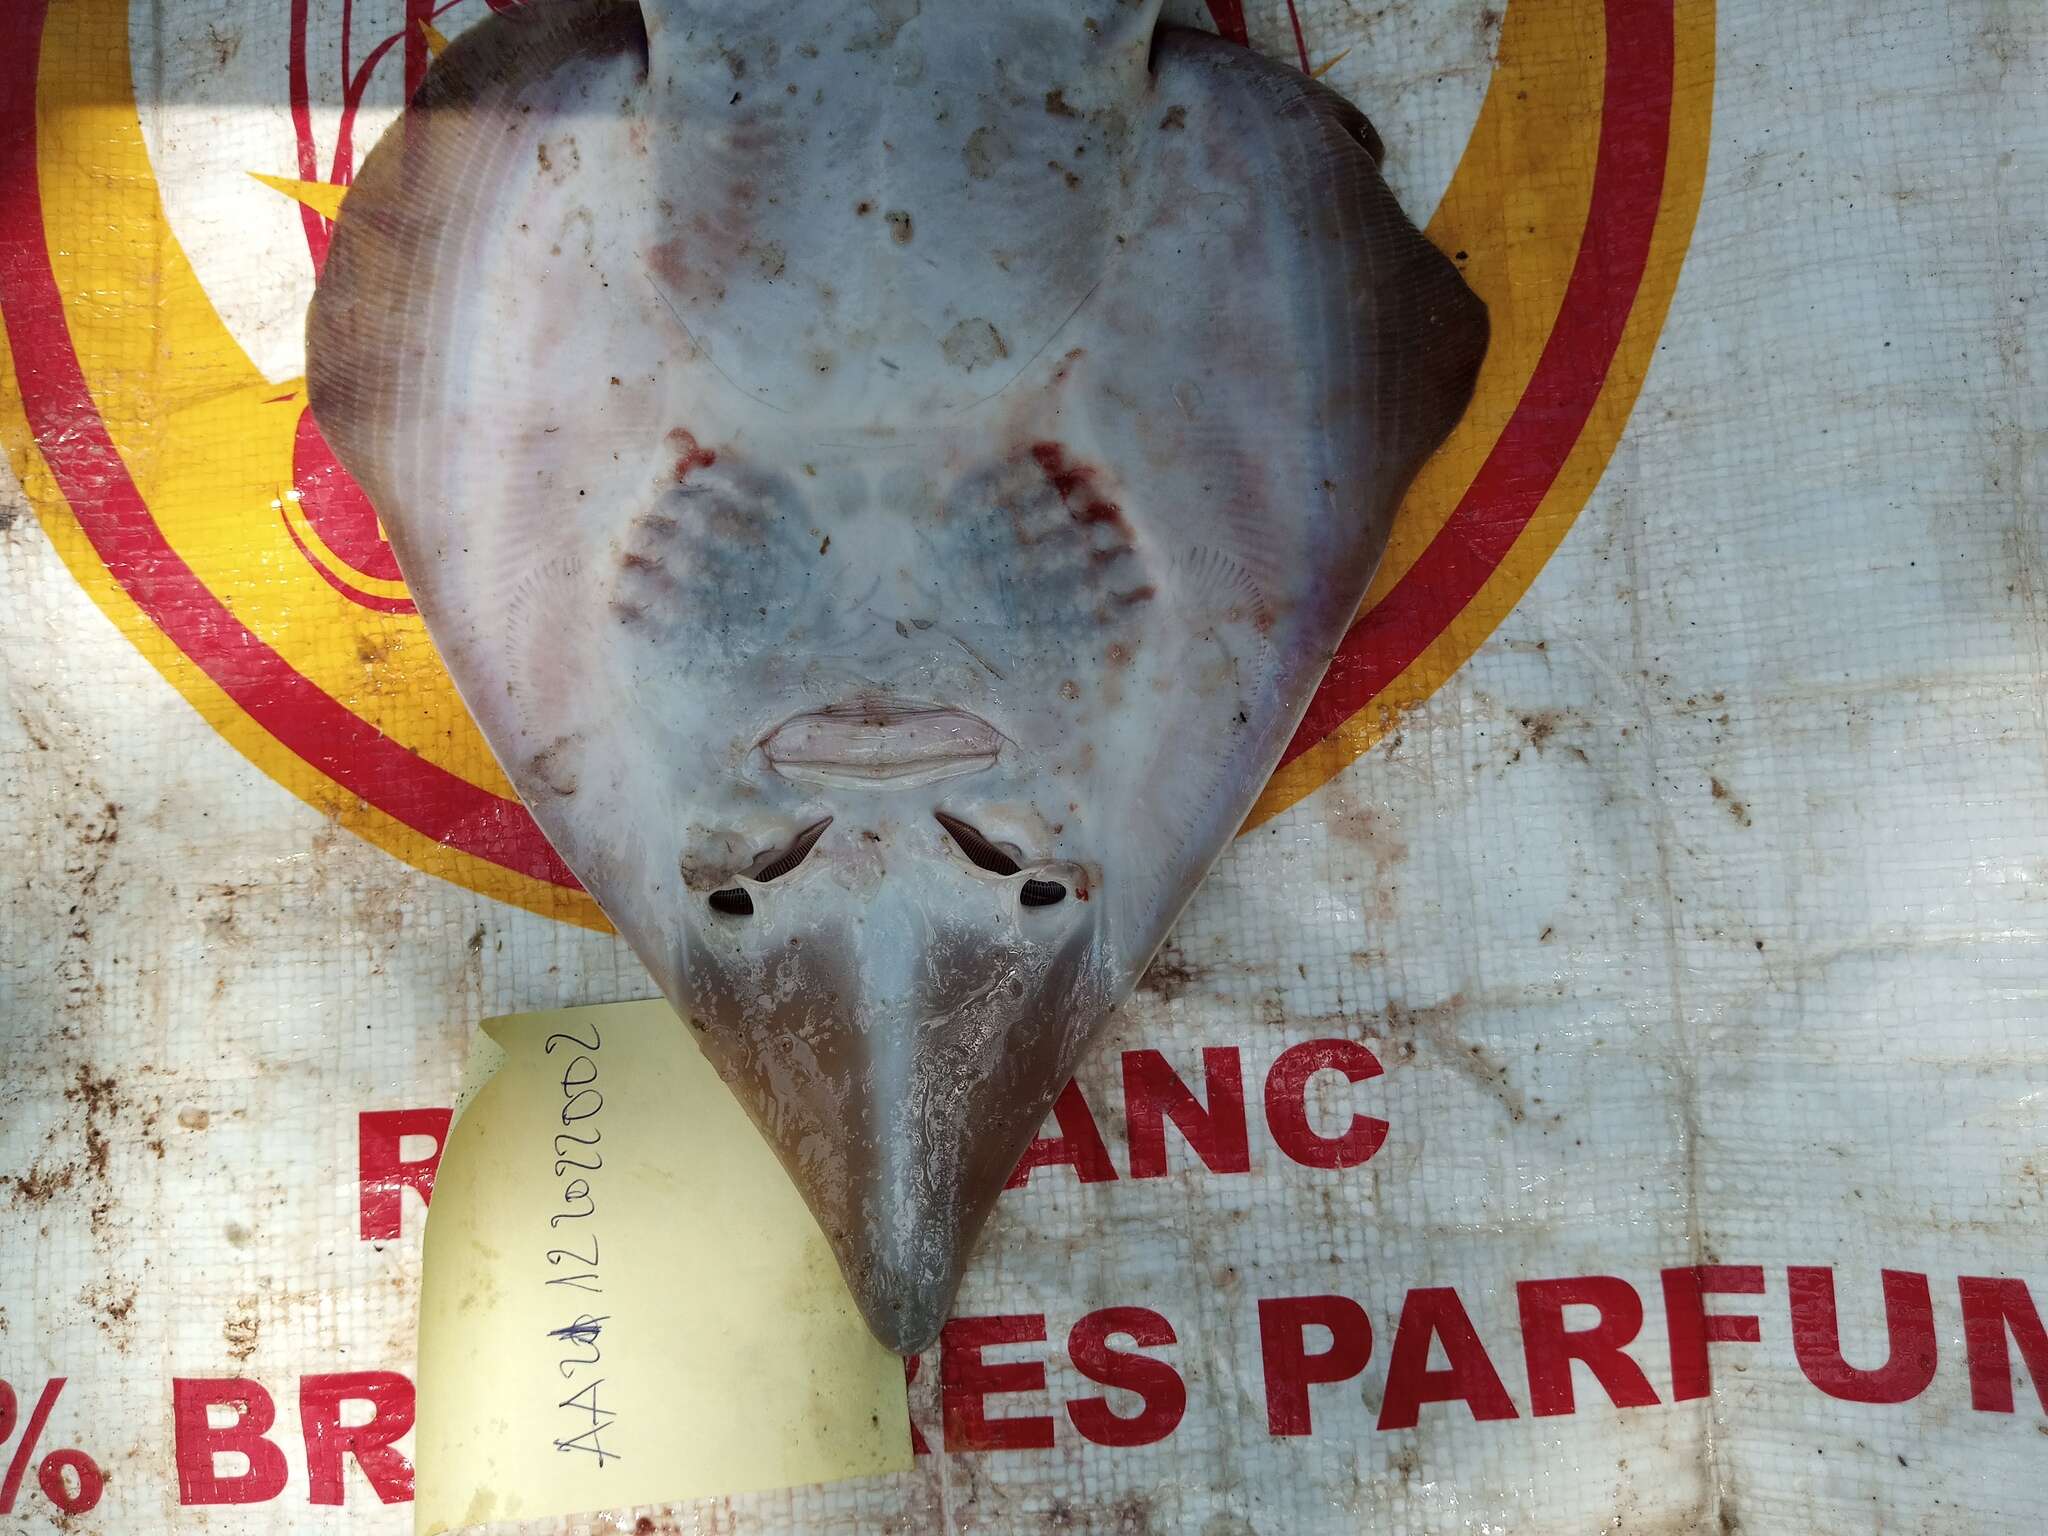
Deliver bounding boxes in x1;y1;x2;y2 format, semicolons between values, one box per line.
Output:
0;316;604;930
1251;0;1717;825
1361;0;1605;613
3;0;605;929
37;5;505;796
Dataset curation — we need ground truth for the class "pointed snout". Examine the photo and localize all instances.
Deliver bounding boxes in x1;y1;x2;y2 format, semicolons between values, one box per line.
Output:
840;1187;971;1357
821;1005;1077;1355
678;826;1113;1353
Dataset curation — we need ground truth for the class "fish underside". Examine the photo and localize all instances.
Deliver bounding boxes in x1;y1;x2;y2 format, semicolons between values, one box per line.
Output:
307;0;1486;1353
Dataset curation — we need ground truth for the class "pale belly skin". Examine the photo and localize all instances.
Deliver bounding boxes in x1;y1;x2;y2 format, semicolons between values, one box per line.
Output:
307;0;1486;1352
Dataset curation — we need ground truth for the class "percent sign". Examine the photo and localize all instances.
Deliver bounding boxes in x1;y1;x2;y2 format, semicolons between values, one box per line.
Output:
0;1378;105;1515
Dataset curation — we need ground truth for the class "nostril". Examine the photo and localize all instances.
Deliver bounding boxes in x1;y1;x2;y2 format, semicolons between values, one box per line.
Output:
753;817;832;882
1019;879;1067;908
934;811;1021;876
707;819;828;918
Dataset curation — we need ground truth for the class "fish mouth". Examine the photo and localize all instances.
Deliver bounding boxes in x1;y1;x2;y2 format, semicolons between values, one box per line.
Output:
761;701;1005;789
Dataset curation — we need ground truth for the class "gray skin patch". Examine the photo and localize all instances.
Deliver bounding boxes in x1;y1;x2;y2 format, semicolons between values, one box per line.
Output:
964;123;1006;179
939;317;1009;371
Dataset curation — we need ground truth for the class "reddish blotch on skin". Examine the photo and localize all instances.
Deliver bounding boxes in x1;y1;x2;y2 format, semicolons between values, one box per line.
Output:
1029;441;1125;529
668;428;718;480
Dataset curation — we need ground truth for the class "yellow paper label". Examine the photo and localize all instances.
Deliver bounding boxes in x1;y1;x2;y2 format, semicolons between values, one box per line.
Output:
414;1000;911;1534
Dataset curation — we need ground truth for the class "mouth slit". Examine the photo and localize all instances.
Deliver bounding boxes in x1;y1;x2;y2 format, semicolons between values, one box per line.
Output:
762;704;1004;789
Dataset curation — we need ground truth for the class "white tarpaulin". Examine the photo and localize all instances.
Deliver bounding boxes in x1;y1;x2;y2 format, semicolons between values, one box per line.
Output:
2;0;2044;1532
